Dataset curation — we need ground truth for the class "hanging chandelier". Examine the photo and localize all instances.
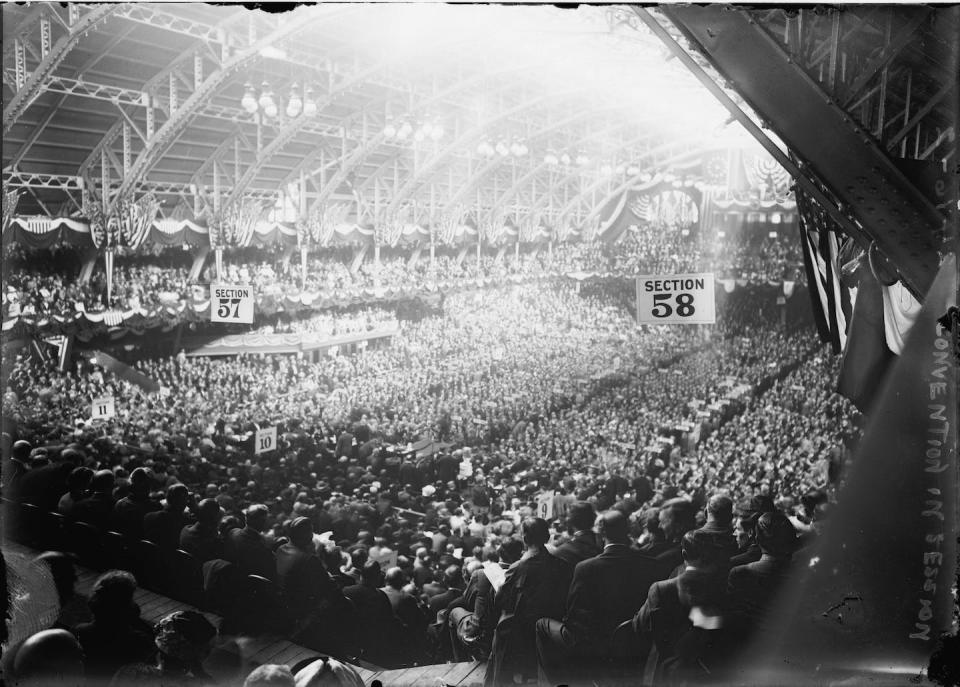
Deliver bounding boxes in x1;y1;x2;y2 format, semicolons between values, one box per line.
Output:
240;80;318;120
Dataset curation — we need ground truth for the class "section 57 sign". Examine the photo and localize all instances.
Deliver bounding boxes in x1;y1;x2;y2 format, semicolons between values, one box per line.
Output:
635;273;716;324
210;284;254;324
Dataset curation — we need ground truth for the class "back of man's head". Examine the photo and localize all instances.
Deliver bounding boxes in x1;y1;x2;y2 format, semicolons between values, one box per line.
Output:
443;564;461;587
90;469;115;495
756;511;797;557
706;494;733;527
12;629;84;686
521;517;550;549
289;516;314;548
12;439;32;462
245;504;269;532
597;510;629;544
166;483;190;510
129;467;152;496
197;498;222;526
680;530;723;568
361;560;383;586
566;502;596;533
384;566;407;590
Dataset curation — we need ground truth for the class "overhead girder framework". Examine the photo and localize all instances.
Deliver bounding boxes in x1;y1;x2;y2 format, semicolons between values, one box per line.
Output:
2;4;120;133
654;5;952;299
5;4;764;222
745;6;957;161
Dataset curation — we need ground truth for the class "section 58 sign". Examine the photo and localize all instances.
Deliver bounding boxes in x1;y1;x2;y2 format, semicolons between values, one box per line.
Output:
636;273;715;324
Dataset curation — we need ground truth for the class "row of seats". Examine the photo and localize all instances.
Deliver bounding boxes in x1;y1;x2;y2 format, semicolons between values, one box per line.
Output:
7;499;287;637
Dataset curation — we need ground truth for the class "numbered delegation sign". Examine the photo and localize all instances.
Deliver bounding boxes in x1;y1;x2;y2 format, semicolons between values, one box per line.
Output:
210;284;254;324
255;426;277;455
91;396;115;420
537;491;555;521
636;273;715;324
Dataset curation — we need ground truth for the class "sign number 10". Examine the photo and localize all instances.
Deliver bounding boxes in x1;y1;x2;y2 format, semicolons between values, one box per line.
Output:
652;293;696;318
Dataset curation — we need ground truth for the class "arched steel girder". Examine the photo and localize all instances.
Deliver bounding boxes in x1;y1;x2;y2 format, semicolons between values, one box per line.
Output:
575;140;728;227
440;106;630;216
3;4;120;134
78;7;360;197
222;45;469;209
112;17;334;204
524;135;701;226
550;137;715;224
489;125;660;222
296;58;560;211
2;5;49;64
76;5;268;180
6;24;139;170
383;89;591;218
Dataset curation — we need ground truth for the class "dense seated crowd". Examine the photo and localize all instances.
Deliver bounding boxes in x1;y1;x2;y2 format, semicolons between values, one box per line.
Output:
1;275;857;686
2;224;802;326
253;307;399;336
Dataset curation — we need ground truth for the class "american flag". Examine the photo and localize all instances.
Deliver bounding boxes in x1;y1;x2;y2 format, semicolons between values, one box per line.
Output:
795;187;852;354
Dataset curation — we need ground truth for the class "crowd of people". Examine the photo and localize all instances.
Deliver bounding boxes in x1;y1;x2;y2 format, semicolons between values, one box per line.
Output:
2;270;857;685
3;223;803;327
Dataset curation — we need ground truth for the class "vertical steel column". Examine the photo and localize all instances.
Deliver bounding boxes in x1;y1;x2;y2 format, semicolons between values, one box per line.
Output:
14;40;26;90
122;122;131;175
145;92;155;139
40;15;51;58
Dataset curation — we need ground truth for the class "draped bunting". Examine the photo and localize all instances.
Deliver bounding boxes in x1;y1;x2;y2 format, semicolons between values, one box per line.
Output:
114;192;161;248
224;199;266;247
2;216;92;248
82;188;108;249
2;187;21;235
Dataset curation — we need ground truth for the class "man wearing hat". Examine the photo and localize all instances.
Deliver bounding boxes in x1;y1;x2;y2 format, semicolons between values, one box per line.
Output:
276;517;340;616
226;504;276;580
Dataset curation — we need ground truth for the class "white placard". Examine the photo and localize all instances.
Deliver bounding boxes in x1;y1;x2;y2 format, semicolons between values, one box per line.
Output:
536;491;556;521
91;396;115;420
254;426;277;454
636;273;715;324
210;284;254;324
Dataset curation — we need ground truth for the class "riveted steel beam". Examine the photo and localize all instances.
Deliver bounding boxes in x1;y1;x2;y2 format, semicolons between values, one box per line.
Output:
3;4;120;133
300;58;558;212
841;10;931;108
444;108;633;217
652;5;944;299
110;13;325;205
383;89;585;218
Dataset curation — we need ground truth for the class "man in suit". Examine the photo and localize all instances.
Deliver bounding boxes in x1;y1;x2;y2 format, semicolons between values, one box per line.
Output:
112;467;161;540
552;502;600;567
179;498;224;563
225;503;276;580
727;510;797;639
486;518;572;686
343;560;396;666
535;510;661;686
695;494;738;566
633;530;729;683
381;566;429;662
144;484;195;551
276;517;350;652
729;495;775;568
71;470;116;531
654;498;698;577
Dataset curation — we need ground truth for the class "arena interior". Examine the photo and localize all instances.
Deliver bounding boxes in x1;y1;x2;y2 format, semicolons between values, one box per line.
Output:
1;4;958;687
